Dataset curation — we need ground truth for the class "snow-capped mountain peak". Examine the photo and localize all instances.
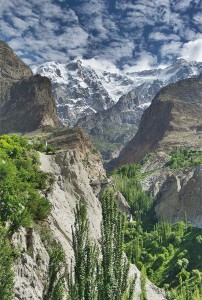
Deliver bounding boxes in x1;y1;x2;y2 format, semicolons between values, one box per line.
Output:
34;58;202;128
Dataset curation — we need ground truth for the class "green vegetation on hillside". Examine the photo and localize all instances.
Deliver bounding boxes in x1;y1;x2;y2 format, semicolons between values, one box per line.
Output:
111;164;154;229
0;134;54;298
166;148;202;169
0;134;52;231
112;163;202;300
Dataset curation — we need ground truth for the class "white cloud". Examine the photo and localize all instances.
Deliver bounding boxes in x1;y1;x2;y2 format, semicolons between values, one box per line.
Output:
81;58;120;73
123;52;158;72
0;0;201;67
59;27;89;49
180;39;202;62
160;41;182;57
193;13;202;23
12;16;29;31
160;38;202;62
149;32;180;41
172;0;199;11
99;41;134;63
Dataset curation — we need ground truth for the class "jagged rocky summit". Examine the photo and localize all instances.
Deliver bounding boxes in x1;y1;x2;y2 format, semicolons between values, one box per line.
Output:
34;60;114;127
35;58;202;160
0;40;60;134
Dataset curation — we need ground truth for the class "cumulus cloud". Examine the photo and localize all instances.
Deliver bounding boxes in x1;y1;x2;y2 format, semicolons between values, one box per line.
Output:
171;0;200;11
180;39;202;62
160;41;183;59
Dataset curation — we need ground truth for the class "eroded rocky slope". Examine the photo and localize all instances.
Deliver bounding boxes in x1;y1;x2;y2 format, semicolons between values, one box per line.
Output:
13;128;106;299
140;152;202;228
12;129;166;300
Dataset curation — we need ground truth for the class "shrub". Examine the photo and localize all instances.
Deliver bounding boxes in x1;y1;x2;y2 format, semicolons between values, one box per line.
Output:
0;135;52;230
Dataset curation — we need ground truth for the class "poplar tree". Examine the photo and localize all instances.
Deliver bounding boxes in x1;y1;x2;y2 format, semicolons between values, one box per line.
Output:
67;202;98;300
100;190;132;300
43;243;65;300
68;194;135;300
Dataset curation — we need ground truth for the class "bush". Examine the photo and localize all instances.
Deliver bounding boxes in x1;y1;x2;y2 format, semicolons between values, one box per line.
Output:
0;135;52;230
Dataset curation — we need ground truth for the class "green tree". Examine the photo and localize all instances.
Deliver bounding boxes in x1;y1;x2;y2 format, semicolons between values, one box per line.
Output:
99;190;131;300
67;202;98;300
140;266;147;300
68;195;134;300
43;243;65;300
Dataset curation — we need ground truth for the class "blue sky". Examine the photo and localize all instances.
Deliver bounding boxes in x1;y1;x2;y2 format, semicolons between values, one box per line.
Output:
0;0;201;71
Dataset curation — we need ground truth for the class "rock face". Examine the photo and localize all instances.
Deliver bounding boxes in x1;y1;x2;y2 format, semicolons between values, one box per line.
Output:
114;77;202;167
155;166;202;228
0;41;31;76
0;40;60;134
12;228;49;300
140;152;202;228
130;265;166;300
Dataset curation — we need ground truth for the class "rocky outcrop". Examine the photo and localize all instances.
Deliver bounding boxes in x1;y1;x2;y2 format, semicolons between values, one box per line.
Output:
130;265;166;300
0;40;60;134
0;41;31;80
12;228;49;300
114;77;202;167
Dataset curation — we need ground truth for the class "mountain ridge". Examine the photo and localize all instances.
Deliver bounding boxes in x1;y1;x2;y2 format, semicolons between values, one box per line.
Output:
35;58;202;160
